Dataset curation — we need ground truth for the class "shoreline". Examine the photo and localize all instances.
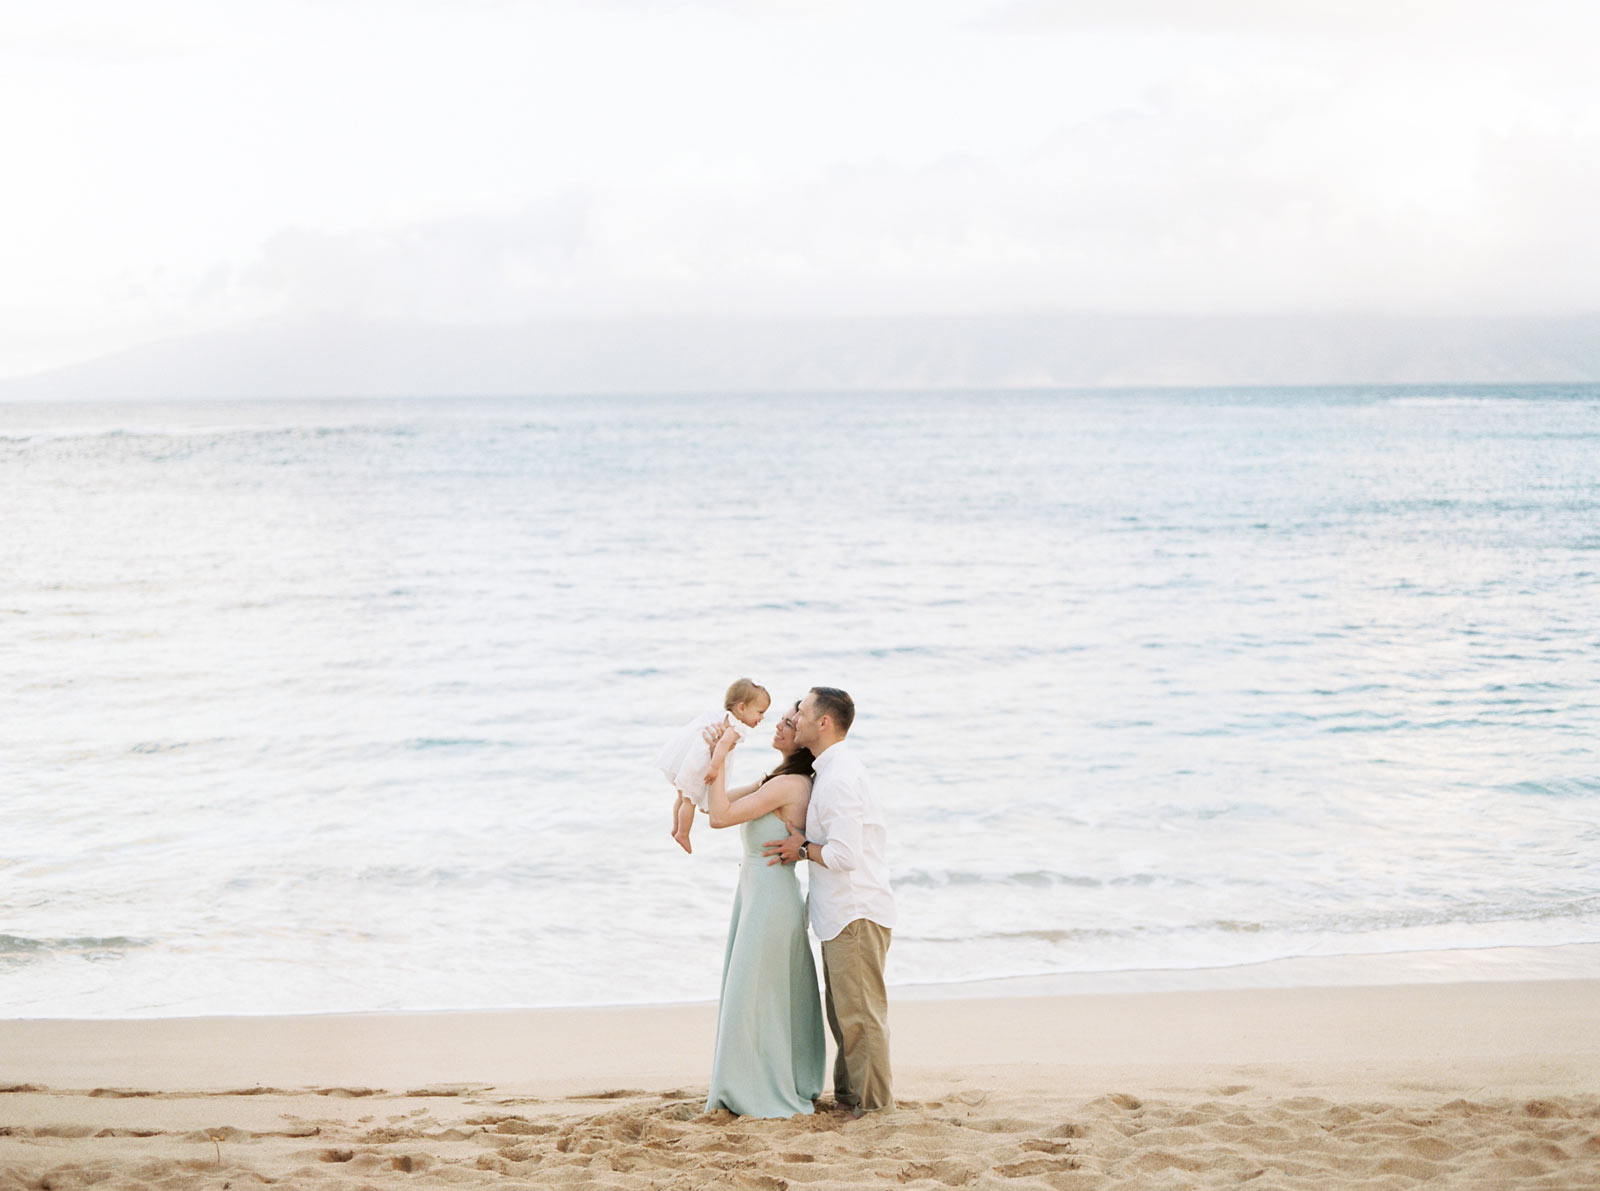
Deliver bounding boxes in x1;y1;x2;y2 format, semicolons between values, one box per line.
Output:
897;938;1600;1000
8;939;1598;1024
4;979;1596;1188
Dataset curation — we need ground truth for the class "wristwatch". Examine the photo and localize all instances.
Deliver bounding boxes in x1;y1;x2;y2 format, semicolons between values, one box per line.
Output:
800;841;815;861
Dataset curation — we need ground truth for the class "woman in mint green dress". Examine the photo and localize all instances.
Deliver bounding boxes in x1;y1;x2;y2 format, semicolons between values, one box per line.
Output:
701;705;826;1117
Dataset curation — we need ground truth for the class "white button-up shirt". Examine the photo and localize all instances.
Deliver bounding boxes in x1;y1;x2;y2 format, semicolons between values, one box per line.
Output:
805;740;896;942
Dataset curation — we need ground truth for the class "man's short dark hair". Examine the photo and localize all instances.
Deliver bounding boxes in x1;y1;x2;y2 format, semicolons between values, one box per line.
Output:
809;686;855;735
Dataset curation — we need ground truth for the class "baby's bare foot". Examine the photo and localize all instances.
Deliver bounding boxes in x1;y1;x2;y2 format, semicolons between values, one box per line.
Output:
672;830;692;854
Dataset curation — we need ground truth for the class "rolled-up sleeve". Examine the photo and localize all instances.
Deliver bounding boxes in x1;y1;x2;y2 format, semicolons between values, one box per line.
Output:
816;776;865;872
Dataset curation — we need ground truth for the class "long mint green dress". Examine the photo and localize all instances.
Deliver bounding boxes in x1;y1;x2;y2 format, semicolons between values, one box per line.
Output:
705;811;826;1117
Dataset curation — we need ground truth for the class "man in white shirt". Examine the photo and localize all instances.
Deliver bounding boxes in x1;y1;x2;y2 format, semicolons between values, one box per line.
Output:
764;686;896;1114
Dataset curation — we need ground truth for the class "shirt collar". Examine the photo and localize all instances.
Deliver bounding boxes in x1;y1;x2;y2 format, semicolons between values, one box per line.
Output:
811;739;850;774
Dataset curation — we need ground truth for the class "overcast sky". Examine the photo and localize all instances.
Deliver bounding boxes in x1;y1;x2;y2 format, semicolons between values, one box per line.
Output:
3;0;1598;379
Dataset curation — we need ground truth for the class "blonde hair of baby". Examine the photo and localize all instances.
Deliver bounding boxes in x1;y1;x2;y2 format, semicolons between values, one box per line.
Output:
724;677;769;711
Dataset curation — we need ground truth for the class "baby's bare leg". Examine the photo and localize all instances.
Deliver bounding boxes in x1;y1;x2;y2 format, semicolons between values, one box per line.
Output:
672;792;695;853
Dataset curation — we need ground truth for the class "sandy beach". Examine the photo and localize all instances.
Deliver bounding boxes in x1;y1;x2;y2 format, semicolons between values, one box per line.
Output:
3;978;1597;1189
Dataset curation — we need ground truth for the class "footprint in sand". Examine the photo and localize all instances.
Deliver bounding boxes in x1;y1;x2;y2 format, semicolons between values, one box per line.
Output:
994;1155;1081;1177
1096;1093;1142;1111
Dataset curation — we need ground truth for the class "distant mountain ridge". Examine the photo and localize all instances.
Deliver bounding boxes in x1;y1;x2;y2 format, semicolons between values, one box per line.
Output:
5;312;1600;400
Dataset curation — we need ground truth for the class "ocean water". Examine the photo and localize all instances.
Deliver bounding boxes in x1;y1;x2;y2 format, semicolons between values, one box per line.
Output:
4;385;1600;1019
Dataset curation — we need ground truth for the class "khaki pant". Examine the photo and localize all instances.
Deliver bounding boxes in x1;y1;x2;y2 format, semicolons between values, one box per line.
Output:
820;918;893;1112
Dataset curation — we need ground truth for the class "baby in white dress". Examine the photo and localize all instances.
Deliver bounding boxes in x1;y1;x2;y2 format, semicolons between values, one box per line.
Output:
659;678;771;853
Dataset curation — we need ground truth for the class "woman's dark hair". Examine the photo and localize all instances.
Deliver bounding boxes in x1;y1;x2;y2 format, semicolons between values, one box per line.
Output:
765;747;815;782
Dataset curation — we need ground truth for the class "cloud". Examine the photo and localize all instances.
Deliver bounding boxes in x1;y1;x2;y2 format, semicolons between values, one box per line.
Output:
4;0;1599;379
216;60;1600;327
984;0;1576;37
231;191;596;321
